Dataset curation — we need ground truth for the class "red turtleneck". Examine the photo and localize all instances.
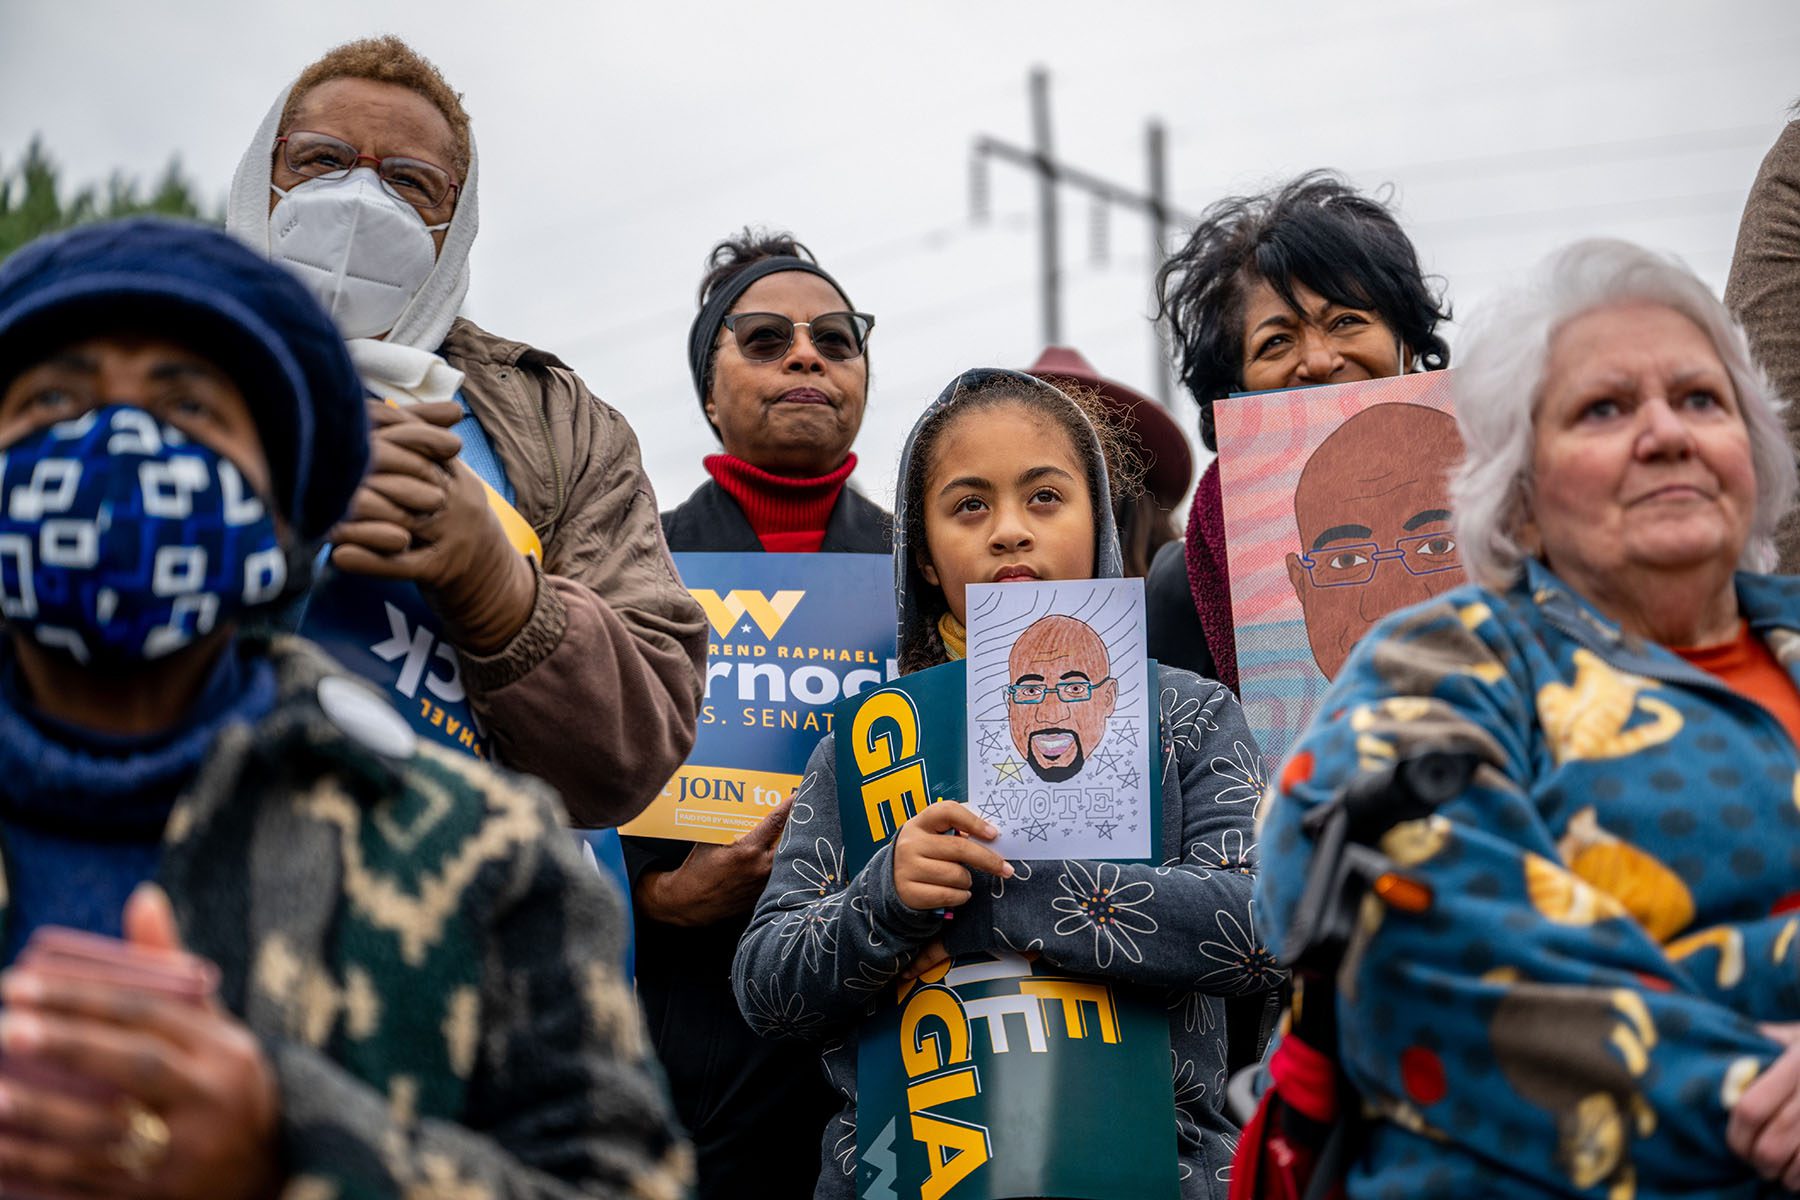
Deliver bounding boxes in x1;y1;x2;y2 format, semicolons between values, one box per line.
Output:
704;452;857;553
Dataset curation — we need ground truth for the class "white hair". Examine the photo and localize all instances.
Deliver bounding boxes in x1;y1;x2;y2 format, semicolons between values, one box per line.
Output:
1449;238;1796;590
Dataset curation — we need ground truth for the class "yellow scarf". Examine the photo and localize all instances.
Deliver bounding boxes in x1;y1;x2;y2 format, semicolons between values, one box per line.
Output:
938;612;967;659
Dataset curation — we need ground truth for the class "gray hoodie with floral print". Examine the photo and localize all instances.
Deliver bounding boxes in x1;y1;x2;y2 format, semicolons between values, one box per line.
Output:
731;368;1278;1198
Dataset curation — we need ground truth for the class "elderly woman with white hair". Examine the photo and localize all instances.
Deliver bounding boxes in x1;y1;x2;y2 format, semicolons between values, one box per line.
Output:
1256;238;1800;1197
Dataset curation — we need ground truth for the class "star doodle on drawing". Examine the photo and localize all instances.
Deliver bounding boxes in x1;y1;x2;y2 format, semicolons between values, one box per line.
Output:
1091;748;1125;777
976;798;1009;822
1119;768;1142;792
978;726;1006;756
1113;722;1140;750
1021;820;1053;843
1094;821;1118;841
993;758;1027;785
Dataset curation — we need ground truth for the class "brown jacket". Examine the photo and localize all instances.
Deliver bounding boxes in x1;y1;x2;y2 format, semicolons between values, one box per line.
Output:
439;317;705;826
1726;116;1800;572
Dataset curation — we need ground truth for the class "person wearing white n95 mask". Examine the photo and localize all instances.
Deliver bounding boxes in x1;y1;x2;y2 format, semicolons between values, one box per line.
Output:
268;166;446;341
225;37;707;851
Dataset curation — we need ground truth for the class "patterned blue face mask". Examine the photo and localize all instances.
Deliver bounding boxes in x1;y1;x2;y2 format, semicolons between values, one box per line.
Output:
0;405;287;664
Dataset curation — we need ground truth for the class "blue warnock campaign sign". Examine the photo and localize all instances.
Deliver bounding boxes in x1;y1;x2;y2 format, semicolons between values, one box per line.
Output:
301;571;494;759
620;551;897;844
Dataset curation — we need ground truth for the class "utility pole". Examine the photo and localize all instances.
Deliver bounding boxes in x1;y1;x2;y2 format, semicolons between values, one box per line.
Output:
1145;120;1172;407
1030;68;1061;346
971;70;1195;406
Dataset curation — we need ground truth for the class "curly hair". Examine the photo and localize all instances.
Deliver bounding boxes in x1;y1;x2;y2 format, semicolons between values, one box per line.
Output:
899;376;1140;674
697;227;820;307
1156;170;1450;451
280;36;472;180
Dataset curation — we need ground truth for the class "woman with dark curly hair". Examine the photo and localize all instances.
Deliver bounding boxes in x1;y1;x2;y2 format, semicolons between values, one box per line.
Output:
1146;171;1450;692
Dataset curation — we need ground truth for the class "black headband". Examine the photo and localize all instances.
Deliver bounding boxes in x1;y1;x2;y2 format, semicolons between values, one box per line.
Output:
686;256;853;429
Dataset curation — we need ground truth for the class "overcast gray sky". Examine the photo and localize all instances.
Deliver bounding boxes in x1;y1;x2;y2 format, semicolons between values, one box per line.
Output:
4;0;1796;511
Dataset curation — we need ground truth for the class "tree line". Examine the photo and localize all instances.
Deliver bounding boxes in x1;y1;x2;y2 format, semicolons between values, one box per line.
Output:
1;138;216;260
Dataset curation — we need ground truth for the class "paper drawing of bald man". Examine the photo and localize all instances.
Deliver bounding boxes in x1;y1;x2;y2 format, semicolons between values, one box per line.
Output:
1285;402;1467;679
1005;614;1120;783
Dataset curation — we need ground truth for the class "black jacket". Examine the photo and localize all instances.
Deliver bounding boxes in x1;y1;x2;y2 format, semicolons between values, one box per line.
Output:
1146;538;1217;681
659;476;893;556
1144;538;1277;1074
627;476;891;1199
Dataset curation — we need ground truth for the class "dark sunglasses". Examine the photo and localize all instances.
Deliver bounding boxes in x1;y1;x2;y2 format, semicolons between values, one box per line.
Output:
721;311;875;363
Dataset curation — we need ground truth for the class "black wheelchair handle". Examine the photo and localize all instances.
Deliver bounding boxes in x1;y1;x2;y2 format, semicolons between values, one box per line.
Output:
1284;748;1479;970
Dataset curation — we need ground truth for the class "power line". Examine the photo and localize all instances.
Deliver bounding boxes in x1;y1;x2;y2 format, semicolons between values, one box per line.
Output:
1164;35;1798;162
514;73;1034;252
970;68;1186;404
1347;124;1777;187
1406;188;1746;239
589;253;1149;410
546;175;1750;374
1049;0;1635;92
542;210;1032;356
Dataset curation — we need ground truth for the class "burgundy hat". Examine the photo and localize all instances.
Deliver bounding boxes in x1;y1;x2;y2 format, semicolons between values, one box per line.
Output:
1025;346;1194;508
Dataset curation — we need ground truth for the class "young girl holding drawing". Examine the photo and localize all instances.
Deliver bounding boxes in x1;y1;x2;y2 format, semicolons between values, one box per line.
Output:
732;368;1278;1198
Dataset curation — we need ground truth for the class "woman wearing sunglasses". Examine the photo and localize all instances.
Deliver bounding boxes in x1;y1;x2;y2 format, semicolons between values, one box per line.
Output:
663;229;886;553
629;229;887;1197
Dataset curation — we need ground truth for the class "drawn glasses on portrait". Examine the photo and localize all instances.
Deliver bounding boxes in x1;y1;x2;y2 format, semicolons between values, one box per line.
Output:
1003;675;1115;705
1296;533;1458;587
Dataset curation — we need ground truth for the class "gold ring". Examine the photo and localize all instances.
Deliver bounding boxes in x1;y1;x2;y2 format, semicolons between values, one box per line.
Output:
110;1100;171;1180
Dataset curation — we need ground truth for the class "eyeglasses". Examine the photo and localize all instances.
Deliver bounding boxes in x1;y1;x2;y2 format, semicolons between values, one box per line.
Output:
721;312;875;363
1298;534;1459;588
1006;677;1112;705
275;131;461;209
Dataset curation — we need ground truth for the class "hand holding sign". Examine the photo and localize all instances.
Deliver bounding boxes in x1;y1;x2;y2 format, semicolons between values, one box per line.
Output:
891;801;1013;912
898;938;953;983
639;795;795;926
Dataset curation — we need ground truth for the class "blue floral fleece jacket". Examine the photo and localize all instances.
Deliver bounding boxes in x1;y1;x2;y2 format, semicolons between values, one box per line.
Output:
731;369;1281;1198
1258;558;1800;1199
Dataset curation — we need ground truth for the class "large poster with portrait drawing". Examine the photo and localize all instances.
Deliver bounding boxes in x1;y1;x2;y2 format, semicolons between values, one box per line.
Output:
1215;371;1465;773
964;578;1157;861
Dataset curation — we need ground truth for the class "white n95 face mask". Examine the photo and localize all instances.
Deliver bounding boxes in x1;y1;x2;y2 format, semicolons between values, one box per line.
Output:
269;168;448;340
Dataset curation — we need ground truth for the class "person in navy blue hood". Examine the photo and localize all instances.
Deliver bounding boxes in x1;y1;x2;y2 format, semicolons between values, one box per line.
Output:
0;218;688;1200
733;367;1280;1198
0;218;368;835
